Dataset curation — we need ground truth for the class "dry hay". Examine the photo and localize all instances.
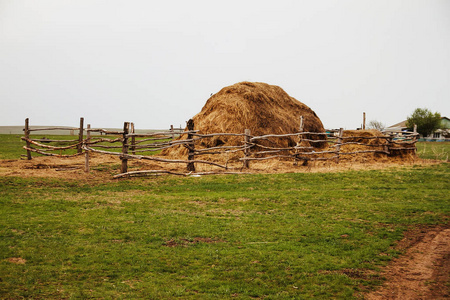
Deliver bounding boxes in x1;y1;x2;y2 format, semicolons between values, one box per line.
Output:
338;129;417;164
162;81;327;161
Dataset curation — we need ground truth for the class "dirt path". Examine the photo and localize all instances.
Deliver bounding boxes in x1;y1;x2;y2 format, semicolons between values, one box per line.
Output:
366;225;450;300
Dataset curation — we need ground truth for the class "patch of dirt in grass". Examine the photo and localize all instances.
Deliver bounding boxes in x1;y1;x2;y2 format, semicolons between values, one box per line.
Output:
366;224;450;300
6;257;27;264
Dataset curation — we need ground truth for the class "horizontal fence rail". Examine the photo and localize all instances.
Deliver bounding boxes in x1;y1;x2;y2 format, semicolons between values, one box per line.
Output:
21;118;419;177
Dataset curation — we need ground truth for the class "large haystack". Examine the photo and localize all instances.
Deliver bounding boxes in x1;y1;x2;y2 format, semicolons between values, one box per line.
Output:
162;81;326;158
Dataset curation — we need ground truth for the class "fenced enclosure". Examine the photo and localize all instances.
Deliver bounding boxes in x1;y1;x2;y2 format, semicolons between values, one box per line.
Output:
21;118;419;177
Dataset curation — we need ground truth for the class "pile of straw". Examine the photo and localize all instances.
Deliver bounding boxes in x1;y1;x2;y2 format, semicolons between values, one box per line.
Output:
339;129;416;163
162;81;326;158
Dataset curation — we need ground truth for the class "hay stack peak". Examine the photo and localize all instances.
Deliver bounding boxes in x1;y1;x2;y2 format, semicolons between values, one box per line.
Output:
194;81;325;138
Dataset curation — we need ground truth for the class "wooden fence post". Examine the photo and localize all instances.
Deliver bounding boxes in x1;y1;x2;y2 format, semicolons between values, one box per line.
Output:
77;117;84;154
294;116;304;166
130;122;136;155
186;119;195;172
335;128;344;163
121;122;130;174
386;134;393;156
363;112;366;130
244;129;251;168
85;124;91;173
24;118;32;160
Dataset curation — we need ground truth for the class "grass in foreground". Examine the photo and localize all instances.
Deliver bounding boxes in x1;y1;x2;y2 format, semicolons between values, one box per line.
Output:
1;163;449;299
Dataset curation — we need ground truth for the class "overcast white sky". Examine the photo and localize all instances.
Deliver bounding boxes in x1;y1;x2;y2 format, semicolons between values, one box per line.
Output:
1;0;449;130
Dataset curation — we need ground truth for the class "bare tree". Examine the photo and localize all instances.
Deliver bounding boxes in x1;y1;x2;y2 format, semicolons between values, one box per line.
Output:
367;120;385;131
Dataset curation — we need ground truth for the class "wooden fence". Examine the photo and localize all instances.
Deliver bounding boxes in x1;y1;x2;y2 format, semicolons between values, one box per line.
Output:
21;118;419;177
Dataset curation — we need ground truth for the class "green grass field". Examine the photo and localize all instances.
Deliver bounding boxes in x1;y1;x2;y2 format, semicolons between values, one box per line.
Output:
416;141;450;161
0;134;449;299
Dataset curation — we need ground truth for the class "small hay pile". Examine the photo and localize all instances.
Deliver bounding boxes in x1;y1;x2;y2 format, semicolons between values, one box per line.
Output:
342;129;388;149
162;81;327;160
339;129;416;163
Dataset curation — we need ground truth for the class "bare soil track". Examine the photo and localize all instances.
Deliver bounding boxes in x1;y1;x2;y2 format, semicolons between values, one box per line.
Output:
366;224;450;300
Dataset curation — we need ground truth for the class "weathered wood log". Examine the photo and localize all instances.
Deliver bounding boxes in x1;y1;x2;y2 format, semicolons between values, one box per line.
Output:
340;136;390;140
121;122;130;173
82;146;122;156
130;122;136;155
363;112;366;130
339;150;390;155
335;128;344;163
122;153;228;169
133;136;174;144
192;132;247;138
87;137;122;144
131;139;193;149
21;137;82;150
32;138;79;143
27;127;79;131
291;150;338;155
113;170;250;179
78;117;84;154
295;155;339;161
294;117;304;166
89;144;123;149
192;171;251;175
186;119;195;172
243;129;251;168
23;146;83;157
191;145;250;156
253;144;297;151
299;139;329;143
332;142;387;147
250;132;327;141
83;146;228;169
193;147;247;156
114;170;187;178
249;149;337;156
131;144;187;153
86;128;123;135
24;118;32;160
126;130;197;137
193;145;246;152
390;140;417;145
240;154;338;162
85;124;91;173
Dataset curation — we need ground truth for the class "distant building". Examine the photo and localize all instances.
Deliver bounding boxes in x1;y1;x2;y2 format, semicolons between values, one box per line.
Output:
384;120;408;133
385;117;449;140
